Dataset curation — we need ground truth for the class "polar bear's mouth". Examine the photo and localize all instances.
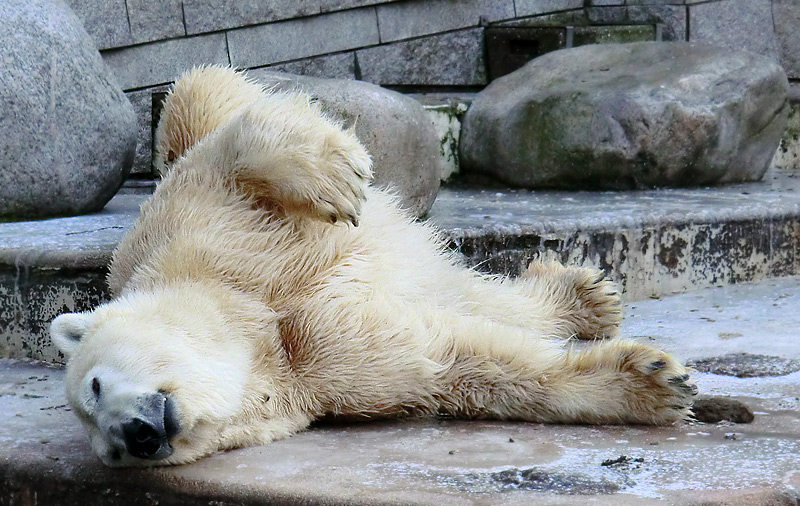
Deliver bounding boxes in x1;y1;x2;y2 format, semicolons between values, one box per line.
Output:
110;391;181;462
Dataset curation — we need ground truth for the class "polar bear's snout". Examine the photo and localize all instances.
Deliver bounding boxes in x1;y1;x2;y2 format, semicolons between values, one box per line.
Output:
119;392;180;460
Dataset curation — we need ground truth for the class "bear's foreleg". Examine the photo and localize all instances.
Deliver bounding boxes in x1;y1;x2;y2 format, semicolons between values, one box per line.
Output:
181;92;372;226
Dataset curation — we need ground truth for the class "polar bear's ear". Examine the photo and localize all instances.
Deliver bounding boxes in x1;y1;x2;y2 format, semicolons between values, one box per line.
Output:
50;313;90;357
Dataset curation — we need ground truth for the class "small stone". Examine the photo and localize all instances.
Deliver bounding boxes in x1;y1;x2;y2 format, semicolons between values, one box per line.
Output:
448;449;459;455
692;396;755;424
724;432;741;440
508;437;515;443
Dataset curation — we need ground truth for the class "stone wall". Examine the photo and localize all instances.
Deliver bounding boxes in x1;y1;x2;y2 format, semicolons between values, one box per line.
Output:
63;0;800;177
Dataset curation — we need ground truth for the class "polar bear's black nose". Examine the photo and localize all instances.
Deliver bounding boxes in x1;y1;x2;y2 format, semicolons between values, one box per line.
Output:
122;418;165;459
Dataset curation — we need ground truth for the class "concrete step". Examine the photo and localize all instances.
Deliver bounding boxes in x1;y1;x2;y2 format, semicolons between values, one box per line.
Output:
3;167;800;362
2;277;799;505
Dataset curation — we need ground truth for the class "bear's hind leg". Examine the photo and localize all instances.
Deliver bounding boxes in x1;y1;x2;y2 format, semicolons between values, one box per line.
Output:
437;320;695;425
515;261;622;340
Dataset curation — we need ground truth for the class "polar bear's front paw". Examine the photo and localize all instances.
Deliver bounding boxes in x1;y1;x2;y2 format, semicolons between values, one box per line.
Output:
308;152;371;227
617;342;698;425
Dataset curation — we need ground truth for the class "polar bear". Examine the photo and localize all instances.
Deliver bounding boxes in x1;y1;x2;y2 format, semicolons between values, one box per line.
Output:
50;66;696;468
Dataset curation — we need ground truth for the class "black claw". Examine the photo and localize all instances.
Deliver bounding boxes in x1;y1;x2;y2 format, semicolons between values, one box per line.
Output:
594;273;607;284
349;214;359;227
668;374;690;384
650;360;667;371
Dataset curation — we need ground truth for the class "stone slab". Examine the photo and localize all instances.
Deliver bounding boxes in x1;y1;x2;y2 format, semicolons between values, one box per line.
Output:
182;0;393;36
267;52;357;80
357;28;487;87
101;33;230;91
63;0;131;50
688;0;779;62
126;0;185;45
227;8;379;69
376;0;514;43
515;0;583;17
2;277;800;504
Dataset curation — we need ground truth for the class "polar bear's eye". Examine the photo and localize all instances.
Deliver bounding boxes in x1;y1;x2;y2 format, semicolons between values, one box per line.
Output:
167;150;176;163
91;377;101;398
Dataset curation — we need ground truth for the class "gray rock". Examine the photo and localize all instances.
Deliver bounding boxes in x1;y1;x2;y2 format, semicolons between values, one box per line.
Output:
460;42;789;190
773;0;800;80
0;0;137;219
687;353;800;378
243;70;442;217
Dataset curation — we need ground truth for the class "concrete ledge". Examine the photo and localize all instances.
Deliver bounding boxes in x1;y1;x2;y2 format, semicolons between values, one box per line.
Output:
432;167;800;300
4;169;800;361
3;278;800;505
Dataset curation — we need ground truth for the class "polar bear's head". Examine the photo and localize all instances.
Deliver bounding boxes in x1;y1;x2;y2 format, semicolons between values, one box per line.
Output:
50;287;254;467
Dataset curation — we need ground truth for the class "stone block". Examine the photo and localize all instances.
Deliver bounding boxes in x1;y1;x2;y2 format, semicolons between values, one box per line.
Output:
628;0;686;4
227;9;378;68
127;0;185;44
101;33;229;90
268;53;357;80
63;0;131;50
689;0;779;61
183;0;391;36
773;0;800;79
376;0;513;43
514;0;583;17
357;28;487;86
628;5;687;41
585;6;627;23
